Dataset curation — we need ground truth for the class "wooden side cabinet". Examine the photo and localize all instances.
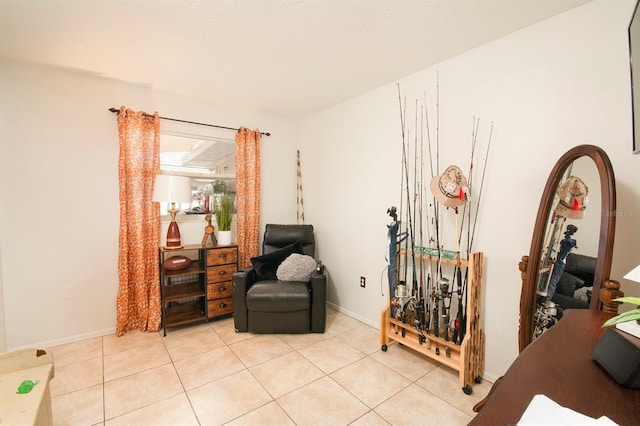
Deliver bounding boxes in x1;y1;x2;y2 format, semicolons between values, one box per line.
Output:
159;245;207;336
206;245;237;319
159;244;238;335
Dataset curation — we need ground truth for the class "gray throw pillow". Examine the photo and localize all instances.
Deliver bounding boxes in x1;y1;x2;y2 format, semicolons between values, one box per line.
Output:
276;253;317;281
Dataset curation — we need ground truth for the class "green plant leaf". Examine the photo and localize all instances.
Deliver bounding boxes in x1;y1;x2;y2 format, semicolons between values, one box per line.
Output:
613;296;640;305
213;193;233;231
602;308;640;327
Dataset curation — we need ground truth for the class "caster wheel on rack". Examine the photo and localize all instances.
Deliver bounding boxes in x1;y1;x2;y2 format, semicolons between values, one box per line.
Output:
475;376;482;384
381;345;388;352
462;385;473;395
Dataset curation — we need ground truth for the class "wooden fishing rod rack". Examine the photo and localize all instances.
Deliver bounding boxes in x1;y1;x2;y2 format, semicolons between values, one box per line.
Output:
379;251;485;395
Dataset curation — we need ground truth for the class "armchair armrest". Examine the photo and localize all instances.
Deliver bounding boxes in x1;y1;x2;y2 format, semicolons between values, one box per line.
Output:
232;268;257;332
310;270;327;333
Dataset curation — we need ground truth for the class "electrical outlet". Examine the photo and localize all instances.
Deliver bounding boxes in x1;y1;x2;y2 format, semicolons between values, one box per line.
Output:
360;276;366;288
63;285;75;299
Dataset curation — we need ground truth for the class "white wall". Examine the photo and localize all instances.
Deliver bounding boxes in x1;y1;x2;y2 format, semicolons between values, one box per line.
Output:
0;58;298;350
300;0;640;380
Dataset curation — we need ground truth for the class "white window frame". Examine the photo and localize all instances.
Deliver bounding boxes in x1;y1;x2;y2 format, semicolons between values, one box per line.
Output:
158;126;236;222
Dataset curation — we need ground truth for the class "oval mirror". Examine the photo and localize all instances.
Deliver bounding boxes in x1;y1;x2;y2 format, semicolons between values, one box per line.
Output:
518;145;618;352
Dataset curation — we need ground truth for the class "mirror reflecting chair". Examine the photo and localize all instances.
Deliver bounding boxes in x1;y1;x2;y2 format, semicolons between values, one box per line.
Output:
232;224;327;334
518;144;621;352
473;144;623;414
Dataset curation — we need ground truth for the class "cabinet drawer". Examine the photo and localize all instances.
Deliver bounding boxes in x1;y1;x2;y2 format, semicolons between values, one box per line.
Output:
208;297;233;318
207;247;238;266
207;264;237;283
207;282;233;300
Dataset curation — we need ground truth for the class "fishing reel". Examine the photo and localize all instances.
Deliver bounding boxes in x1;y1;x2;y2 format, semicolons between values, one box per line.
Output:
387;206;398;222
439;278;450;298
392;281;415;323
533;299;561;339
564;224;578;238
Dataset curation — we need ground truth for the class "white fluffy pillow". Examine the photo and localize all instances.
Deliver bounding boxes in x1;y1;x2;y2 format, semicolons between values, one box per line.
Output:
276;253;317;281
573;286;592;303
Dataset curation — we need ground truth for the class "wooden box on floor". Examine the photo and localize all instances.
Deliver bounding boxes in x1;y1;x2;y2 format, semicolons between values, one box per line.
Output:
0;348;55;425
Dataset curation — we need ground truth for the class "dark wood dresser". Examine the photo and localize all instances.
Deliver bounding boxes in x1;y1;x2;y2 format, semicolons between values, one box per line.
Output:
470;309;640;425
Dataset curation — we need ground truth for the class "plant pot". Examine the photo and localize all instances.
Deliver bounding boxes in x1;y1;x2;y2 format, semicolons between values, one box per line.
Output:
217;230;232;245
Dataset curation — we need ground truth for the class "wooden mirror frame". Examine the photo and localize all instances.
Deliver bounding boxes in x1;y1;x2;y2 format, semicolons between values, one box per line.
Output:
518;145;617;352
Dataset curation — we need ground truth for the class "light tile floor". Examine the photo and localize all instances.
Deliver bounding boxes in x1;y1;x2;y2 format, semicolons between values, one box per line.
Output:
47;307;491;425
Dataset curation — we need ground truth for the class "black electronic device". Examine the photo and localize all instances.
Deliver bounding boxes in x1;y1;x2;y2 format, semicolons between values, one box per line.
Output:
592;328;640;389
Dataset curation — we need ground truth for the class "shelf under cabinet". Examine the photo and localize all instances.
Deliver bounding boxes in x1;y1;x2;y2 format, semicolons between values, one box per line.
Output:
164;302;206;327
163;281;206;302
164;263;205;278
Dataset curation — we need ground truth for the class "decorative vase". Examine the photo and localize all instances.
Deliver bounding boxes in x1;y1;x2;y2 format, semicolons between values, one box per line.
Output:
217;230;232;245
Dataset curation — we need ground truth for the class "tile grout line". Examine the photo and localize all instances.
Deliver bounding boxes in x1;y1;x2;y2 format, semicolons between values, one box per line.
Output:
49;311;485;424
160;327;205;425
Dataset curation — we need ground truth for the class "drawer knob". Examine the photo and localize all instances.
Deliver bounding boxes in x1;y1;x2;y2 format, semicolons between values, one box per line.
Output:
218;270;227;276
219;287;226;292
219;253;227;259
219;303;227;308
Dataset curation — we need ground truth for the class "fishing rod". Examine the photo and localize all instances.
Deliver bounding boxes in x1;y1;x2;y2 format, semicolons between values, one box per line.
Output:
386;206;398;317
469;121;493;252
423;91;435;335
397;87;417;303
395;85;422;326
418;105;427;339
412;99;419;298
436;72;440;177
454;117;478;344
449;204;463;343
433;74;443;285
419;105;425;298
459;121;494;344
402;128;411;290
459;117;479;253
431;78;448;341
453;260;464;344
442;276;451;341
410;102;433;343
424;87;445;337
396;84;409;289
404;130;417;300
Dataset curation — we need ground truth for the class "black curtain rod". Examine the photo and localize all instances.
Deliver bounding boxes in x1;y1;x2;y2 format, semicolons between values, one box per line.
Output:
108;107;271;137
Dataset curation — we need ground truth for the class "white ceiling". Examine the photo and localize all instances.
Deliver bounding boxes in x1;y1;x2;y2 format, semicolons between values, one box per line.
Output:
0;0;593;119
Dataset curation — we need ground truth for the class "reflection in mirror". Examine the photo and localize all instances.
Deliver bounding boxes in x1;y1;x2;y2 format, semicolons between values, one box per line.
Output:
519;145;620;352
531;158;600;340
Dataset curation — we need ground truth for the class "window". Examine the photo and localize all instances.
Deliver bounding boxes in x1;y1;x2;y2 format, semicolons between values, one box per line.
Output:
158;130;236;216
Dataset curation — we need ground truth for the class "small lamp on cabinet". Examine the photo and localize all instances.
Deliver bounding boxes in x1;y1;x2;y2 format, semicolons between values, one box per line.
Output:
153;174;192;249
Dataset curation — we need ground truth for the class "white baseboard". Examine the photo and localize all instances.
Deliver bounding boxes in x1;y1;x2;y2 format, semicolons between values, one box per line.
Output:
6;327;116;353
326;301;380;330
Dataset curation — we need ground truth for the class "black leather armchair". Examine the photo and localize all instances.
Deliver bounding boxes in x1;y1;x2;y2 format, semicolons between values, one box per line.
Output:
232;224;327;333
551;253;595;310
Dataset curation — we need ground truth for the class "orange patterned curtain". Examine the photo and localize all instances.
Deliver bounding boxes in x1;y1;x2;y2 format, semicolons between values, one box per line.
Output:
236;127;261;268
116;107;161;336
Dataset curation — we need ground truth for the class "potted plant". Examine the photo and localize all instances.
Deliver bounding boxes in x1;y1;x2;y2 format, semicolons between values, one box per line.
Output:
214;193;233;244
603;297;640;327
